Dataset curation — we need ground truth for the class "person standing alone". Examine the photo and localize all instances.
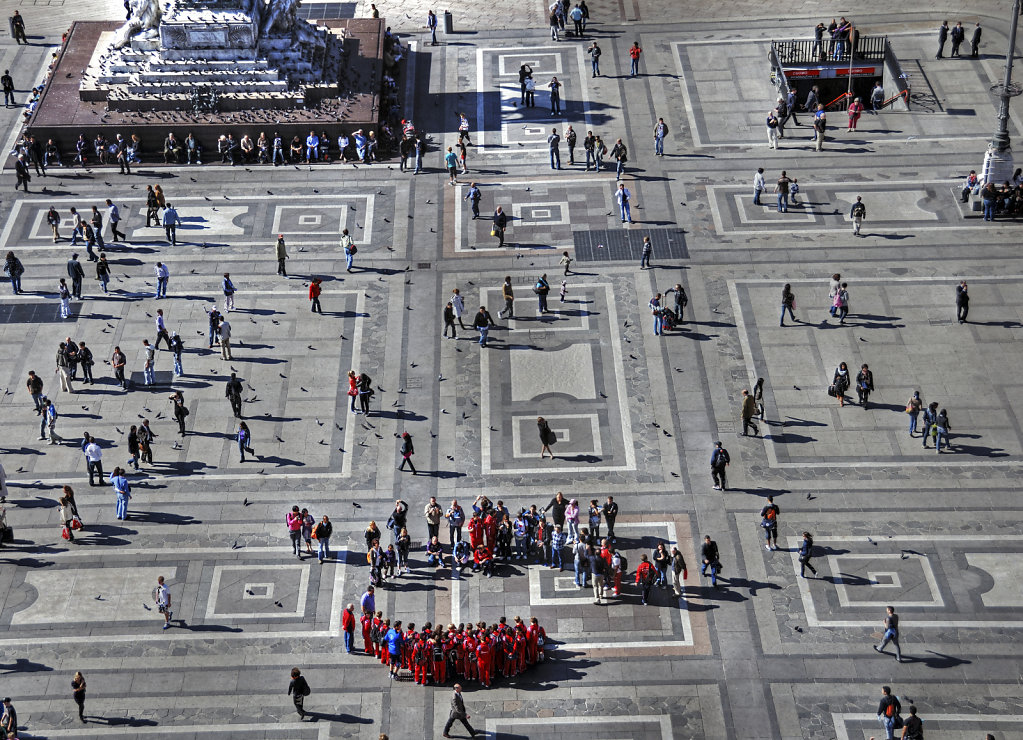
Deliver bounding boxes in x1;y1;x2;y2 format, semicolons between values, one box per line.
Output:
628;41;642;76
955;280;969;323
850;196;866;235
275;235;288;277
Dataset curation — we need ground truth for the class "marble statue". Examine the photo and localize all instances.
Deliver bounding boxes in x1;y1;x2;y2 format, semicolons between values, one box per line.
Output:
112;0;162;48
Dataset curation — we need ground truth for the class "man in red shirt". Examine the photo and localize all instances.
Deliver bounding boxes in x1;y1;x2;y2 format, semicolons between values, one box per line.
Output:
629;41;642;76
636;553;656;605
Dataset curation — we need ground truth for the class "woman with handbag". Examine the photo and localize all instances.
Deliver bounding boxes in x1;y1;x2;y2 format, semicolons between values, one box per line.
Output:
905;391;923;436
537;417;555;459
347;369;359;413
832;362;850;407
59;494;76;543
237;421;253;463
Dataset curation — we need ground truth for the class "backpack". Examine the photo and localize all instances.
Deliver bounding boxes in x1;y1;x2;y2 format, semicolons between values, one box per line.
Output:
349;244;357;254
641;564;655;586
618;554;628;573
885;699;896;717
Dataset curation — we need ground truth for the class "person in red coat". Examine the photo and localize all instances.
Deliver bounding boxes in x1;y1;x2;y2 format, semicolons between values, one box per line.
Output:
309;277;322;313
413;637;430;684
467;511;484;548
341;603;356;653
361;612;373;653
476;635;492;687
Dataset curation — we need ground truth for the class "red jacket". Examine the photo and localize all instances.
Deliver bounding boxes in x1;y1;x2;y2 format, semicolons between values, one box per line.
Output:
342;608;355;633
309;282;321;300
636;560;655;585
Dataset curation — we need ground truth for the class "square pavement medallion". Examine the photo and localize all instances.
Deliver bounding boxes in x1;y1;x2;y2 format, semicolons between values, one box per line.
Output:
479;283;636;474
205;565;309;620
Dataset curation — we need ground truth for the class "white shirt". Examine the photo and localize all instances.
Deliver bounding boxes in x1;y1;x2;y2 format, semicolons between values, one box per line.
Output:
155;264;169;280
754;171;765;191
156;584;169;606
108;203;120;222
84;442;102;462
219;320;231;340
615;187;631;205
155;314;166;332
450;293;464;316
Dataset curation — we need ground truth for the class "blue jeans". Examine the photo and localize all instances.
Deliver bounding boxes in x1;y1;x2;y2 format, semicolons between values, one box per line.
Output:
654;137;664;155
640;253;650;268
983;199;995;220
574;559;589;586
430;26;437;44
414;153;422;173
477;326;489;346
157;277;168;298
116;493;129;519
619;202;631;222
345;252;354;271
777;192;788;212
591;58;599;76
880;715;895;739
585;150;595;169
567;521;578;541
9;274;21;293
550;548;562;569
935;426;948;451
630;58;639;75
306;145;318;161
318;537;330;561
653;313;662;335
701;561;719;585
616;159;624;179
908;412;919;435
550;148;560;169
99;274;109;293
144;366;154;385
273;148;284;165
209;328;217;348
449;525;462;543
754;188;763;205
515;537;526;558
173;353;183;376
655;566;667;587
343;629;353;652
427;553;442;566
780;305;795;324
31;392;43;412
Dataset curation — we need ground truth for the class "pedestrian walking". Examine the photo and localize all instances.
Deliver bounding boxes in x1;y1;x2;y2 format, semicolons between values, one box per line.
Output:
653;117;669;155
162;203;179;244
649;292;663;336
225;372;243;418
67;253;85;299
905;390;922;436
602;495;618;542
876;686;902;739
111;346;127;390
700;535;721;588
831;361;850;406
775;170;791;212
498;276;514;319
538;416;555;459
710;441;729;490
670;546;687;597
760;496;779;550
443;301;457;338
766;109;780;149
106;199;126;242
154;308;171;350
288;668;311;719
616;183;633;224
445;146;458;184
287;506;303;557
850;196;866;235
398;432;417;474
217;317;233;360
154;575;172;629
798;531;817;577
59;494;77;542
847;97;864;130
638;235;652;268
588;41;601;76
275;235;288;276
492;206;508;247
340;229;356;272
1;69;14;107
309;278;322;313
357;371;373;415
221;272;236;311
870;80;885;113
971;22;982;57
456;111;472;145
84;435;104;485
856;363;874;408
628;41;642;76
955;280;969;323
781;283;796;325
155;262;169;299
14;154;31;192
472;305;494;347
442;684;478;738
90;206;105;250
934;408;952;453
813;105;827;151
427;8;438;45
610;138;628;179
170;390;188;436
71;672;86;722
740;388;759;436
464;182;481;219
753;167;766;205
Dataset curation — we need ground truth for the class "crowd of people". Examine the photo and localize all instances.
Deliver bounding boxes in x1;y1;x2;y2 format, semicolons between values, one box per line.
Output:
348;602;548;687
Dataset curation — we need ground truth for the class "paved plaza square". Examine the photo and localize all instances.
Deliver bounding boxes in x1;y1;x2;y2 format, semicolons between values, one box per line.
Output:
2;0;1023;738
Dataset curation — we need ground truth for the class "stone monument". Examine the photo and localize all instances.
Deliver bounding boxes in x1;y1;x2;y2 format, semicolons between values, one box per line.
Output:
80;0;343;112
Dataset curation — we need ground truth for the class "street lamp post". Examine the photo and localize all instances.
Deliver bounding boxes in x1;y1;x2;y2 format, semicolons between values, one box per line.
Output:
982;0;1022;185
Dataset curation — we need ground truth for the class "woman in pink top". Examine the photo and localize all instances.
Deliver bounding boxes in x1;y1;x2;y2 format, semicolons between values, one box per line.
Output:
287;505;303;558
564;499;580;543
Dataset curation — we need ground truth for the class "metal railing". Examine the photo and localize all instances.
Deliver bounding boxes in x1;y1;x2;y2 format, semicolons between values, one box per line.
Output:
771;35;887;65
